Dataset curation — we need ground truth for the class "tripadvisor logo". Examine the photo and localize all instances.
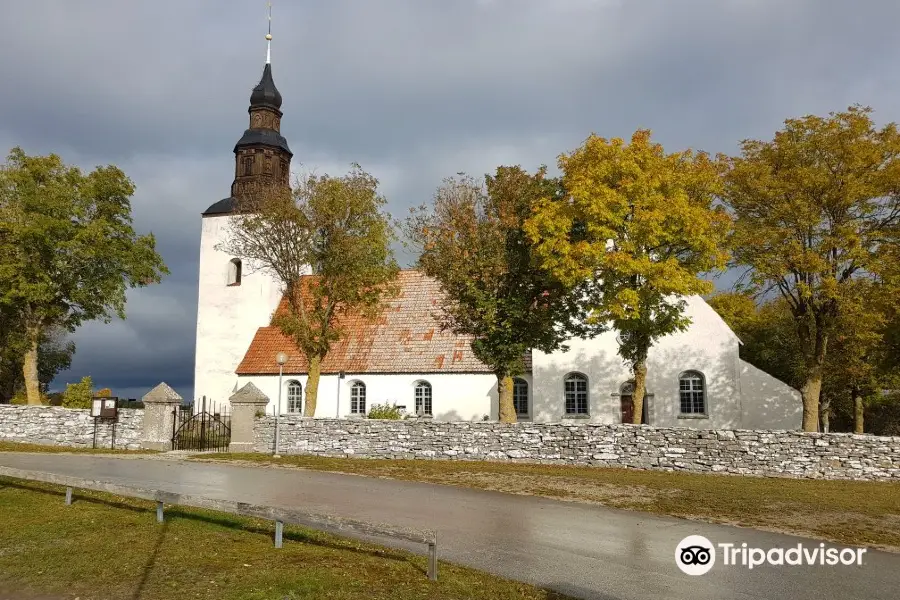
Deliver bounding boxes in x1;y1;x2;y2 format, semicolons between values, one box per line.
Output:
676;535;716;575
676;536;867;575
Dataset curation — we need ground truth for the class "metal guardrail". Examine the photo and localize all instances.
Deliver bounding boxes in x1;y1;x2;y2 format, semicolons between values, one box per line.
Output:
0;466;438;581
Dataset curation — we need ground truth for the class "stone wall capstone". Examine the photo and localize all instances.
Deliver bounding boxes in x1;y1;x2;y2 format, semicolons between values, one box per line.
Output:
254;417;900;481
0;405;144;450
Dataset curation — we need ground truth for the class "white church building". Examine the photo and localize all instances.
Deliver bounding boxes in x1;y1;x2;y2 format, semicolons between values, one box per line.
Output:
194;48;802;430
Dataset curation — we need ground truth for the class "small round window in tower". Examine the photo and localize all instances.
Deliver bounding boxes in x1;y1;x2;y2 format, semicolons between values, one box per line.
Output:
227;258;242;286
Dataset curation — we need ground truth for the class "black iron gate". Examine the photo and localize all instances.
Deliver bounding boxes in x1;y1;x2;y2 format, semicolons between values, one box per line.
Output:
171;396;231;452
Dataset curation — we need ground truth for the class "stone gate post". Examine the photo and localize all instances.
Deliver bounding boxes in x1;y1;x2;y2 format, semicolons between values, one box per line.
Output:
229;383;270;453
141;382;183;451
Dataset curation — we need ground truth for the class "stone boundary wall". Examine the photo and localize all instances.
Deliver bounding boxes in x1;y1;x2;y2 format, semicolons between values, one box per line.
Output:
254;417;900;481
0;405;144;450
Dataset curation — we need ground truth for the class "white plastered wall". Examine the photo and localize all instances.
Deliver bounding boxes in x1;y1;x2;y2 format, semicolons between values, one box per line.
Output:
531;295;799;429
238;372;533;422
194;214;283;406
737;360;803;430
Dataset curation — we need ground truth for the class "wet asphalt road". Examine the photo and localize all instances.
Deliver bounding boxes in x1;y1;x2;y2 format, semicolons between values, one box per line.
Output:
0;452;897;600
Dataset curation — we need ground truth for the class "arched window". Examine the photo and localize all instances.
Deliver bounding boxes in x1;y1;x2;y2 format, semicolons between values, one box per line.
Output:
286;381;302;414
564;372;589;415
513;378;529;417
679;371;706;415
414;381;432;416
227;258;242;286
350;381;366;415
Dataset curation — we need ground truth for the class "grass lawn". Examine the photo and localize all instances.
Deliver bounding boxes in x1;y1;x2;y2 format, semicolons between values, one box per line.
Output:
0;477;570;600
0;440;156;454
196;453;900;551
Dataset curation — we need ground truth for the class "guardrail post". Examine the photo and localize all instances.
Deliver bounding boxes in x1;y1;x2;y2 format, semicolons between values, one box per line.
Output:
156;501;164;523
274;520;284;548
64;487;73;506
427;540;438;581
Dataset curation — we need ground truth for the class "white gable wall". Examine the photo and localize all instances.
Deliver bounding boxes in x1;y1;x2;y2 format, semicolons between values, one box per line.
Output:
194;215;283;406
533;295;754;428
738;360;803;429
645;295;743;428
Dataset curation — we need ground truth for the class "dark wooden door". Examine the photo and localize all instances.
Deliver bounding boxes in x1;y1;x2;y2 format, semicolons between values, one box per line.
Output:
620;395;633;423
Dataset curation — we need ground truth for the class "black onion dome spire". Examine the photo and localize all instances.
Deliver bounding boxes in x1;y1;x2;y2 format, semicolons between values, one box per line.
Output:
233;63;292;155
203;3;293;217
250;63;282;110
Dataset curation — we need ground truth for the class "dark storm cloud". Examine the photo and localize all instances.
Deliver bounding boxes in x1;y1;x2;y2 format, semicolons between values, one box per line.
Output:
1;0;899;398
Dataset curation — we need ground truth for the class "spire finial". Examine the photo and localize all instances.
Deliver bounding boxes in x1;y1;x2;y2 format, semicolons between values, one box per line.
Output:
265;2;273;64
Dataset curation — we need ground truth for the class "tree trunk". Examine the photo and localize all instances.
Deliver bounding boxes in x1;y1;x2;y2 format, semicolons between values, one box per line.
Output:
800;352;826;432
853;388;864;434
800;370;822;432
22;327;41;405
798;320;827;432
497;374;516;423
304;355;321;417
631;357;648;425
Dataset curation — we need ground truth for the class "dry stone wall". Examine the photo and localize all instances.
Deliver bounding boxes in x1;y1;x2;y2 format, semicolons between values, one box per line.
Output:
2;405;898;481
0;405;144;450
255;417;900;481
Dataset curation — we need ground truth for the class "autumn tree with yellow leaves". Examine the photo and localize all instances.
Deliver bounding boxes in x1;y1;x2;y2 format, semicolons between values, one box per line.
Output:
219;166;398;417
407;167;590;422
721;106;900;432
525;130;730;423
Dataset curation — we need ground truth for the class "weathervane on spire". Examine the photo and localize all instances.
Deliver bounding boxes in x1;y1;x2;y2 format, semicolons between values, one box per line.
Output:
265;1;273;64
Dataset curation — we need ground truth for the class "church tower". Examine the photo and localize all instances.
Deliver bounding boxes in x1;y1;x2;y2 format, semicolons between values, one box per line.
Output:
193;13;290;405
227;60;292;205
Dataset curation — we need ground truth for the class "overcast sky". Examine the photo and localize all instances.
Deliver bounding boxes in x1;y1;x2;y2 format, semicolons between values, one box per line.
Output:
1;0;898;402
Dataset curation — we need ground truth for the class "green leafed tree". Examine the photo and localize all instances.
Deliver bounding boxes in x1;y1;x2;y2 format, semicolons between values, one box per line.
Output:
824;281;898;433
525;130;731;423
0;148;169;405
219;165;399;416
62;375;94;409
1;310;74;404
2;345;74;404
406;166;589;423
0;303;25;402
721;106;900;431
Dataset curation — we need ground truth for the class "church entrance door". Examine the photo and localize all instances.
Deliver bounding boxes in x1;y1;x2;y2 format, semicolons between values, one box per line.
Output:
620;395;634;423
619;382;649;424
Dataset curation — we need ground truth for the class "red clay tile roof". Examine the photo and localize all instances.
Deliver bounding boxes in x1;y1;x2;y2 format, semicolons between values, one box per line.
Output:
236;270;533;375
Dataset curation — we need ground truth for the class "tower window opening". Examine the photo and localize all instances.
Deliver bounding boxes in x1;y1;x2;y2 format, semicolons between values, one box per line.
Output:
228;258;242;286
